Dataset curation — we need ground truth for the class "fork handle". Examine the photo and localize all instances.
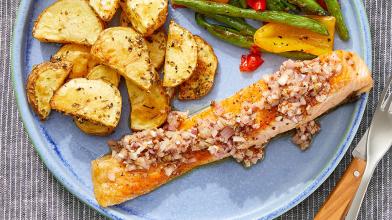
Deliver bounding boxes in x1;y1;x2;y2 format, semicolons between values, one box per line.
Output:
345;160;376;220
314;158;366;220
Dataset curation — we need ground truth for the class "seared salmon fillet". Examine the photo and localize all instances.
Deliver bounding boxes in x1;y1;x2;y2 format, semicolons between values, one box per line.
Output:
92;50;372;207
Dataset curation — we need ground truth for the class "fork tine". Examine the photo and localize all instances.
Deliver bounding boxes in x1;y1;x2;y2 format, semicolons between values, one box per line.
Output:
378;75;392;110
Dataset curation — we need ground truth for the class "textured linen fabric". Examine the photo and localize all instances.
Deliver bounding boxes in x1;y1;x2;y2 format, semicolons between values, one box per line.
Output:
0;0;391;219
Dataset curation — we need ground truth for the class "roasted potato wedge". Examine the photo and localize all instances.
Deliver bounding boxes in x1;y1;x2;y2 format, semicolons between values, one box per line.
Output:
146;30;167;70
73;65;121;135
26;61;72;120
74;118;115;136
126;78;170;131
178;36;218;100
32;0;104;45
86;65;121;87
51;44;99;79
123;0;168;36
163;21;198;87
91;27;154;90
120;12;166;70
51;78;122;128
89;0;120;21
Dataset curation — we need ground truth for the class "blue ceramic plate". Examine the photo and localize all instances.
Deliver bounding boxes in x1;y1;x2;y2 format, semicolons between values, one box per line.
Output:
12;1;371;219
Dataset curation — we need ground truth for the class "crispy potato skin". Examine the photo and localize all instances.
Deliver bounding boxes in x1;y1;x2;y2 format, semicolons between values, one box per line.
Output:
92;51;373;207
123;0;168;37
26;61;72;120
178;36;218;100
163;21;198;87
126;79;170;131
51;78;122;128
32;0;104;45
51;44;99;79
89;0;120;21
91;27;154;90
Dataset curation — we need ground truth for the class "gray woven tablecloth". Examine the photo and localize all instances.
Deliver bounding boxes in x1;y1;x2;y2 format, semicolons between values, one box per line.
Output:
1;0;391;219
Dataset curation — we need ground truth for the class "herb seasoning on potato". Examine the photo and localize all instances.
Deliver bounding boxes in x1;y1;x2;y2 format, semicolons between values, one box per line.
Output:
33;0;104;45
163;21;198;87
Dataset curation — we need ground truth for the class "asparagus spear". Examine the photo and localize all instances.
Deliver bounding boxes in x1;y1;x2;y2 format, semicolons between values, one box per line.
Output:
173;0;329;35
287;0;327;15
324;0;349;41
204;14;257;36
195;13;317;60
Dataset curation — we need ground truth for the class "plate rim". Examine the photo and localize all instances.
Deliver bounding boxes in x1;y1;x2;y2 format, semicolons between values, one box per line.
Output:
11;0;371;219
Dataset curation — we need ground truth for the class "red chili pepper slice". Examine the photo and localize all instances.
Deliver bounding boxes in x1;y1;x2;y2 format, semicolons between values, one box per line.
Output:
247;0;266;11
317;0;328;10
240;46;264;72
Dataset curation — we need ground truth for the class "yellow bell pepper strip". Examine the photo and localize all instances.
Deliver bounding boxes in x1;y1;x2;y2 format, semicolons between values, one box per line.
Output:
254;16;336;56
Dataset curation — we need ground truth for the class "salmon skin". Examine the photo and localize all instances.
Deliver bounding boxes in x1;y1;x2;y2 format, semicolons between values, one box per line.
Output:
91;50;373;207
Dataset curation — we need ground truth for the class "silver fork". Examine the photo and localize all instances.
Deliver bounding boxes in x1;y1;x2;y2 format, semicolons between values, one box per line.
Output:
345;75;392;220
